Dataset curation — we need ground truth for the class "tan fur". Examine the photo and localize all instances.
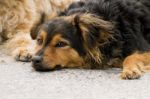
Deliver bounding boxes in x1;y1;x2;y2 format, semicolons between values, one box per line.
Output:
74;14;114;66
50;0;80;12
79;14;114;31
0;0;79;61
34;30;47;55
121;52;150;79
0;0;36;40
35;33;85;69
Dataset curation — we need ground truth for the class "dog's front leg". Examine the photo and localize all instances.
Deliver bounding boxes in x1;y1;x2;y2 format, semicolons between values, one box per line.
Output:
13;46;34;62
121;52;150;80
6;33;35;62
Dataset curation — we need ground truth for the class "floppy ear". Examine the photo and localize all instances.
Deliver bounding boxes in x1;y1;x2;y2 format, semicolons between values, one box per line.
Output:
30;13;47;40
30;25;40;40
73;14;114;64
74;14;114;47
30;12;59;40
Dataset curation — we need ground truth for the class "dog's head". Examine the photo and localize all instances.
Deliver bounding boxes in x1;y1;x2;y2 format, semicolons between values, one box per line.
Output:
31;14;114;71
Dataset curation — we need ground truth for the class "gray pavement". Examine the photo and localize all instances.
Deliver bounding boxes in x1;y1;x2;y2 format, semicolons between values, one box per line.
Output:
0;50;150;99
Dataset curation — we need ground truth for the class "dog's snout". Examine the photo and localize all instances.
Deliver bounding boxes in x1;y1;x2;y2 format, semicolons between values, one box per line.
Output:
32;56;43;64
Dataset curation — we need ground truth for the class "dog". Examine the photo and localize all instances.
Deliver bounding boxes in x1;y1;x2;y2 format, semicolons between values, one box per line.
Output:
30;0;150;79
0;0;79;62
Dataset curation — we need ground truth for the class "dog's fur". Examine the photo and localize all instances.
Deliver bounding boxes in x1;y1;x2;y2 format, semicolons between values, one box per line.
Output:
31;0;150;79
0;0;78;61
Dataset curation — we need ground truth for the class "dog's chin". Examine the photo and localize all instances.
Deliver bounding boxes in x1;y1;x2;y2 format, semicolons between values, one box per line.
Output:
32;63;62;72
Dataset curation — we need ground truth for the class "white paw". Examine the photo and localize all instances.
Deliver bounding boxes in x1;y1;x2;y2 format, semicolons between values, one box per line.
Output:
120;68;142;80
13;47;32;62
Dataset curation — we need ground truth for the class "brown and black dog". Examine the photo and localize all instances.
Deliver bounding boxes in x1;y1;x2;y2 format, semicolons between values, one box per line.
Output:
31;0;150;79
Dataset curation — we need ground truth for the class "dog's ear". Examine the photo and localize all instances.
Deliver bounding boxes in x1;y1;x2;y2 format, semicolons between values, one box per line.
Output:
73;14;114;47
30;12;58;40
30;25;40;40
73;14;114;63
30;13;45;40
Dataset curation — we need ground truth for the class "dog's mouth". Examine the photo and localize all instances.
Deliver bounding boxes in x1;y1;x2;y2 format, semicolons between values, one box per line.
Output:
32;63;62;72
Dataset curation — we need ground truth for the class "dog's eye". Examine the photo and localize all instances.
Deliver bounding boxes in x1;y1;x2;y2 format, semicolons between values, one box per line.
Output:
55;42;68;48
37;38;43;45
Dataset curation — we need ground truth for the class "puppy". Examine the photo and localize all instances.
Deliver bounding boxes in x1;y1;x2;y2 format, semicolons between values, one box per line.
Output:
0;0;78;62
31;0;150;79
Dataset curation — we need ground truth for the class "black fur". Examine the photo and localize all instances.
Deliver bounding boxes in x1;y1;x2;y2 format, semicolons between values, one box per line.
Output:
36;19;86;56
62;0;150;57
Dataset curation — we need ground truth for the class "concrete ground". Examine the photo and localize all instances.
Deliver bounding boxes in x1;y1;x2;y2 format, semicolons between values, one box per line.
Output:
0;49;150;99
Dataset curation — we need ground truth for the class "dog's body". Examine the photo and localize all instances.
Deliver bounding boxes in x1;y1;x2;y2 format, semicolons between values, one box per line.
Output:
30;0;150;79
0;0;78;61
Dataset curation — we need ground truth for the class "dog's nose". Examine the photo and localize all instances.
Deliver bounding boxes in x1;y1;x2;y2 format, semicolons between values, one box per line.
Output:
32;56;43;64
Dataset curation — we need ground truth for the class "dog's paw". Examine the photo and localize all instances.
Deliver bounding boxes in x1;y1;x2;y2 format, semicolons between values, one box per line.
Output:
120;68;142;80
13;47;32;62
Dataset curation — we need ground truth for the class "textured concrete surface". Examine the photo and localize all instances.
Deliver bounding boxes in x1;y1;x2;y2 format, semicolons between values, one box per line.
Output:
0;50;150;99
